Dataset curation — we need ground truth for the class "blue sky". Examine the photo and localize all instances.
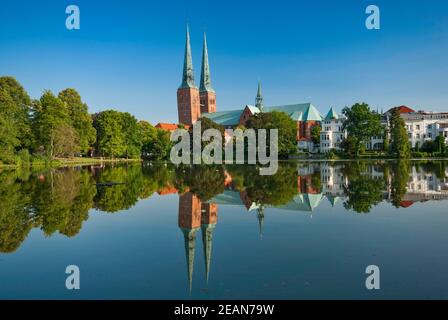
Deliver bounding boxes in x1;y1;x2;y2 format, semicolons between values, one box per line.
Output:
0;0;447;123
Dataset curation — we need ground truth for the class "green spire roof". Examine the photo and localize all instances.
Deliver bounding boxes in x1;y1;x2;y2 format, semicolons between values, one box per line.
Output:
181;227;199;294
325;107;338;120
201;224;215;284
200;33;214;93
180;25;196;89
255;81;263;111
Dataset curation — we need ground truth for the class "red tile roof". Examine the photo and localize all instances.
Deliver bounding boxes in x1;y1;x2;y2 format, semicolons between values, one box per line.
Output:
155;123;190;131
388;106;415;114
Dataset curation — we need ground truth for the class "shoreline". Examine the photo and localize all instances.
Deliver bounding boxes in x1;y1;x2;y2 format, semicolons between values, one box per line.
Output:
0;157;142;169
2;157;448;170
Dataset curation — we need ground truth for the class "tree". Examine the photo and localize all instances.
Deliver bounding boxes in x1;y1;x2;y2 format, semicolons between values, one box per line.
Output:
121;112;142;158
32;91;74;158
58;89;96;155
310;124;321;145
246;111;297;158
389;108;411;158
0;88;20;163
340;135;358;158
139;121;158;156
342;103;382;156
0;77;33;150
54;124;80;157
93;110;126;158
434;135;446;154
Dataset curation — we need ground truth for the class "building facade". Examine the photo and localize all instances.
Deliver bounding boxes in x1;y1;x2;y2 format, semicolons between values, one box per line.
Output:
320;107;346;153
384;106;448;148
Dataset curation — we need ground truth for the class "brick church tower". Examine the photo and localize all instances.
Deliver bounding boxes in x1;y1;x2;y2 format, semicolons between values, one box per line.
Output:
177;26;201;125
199;33;216;114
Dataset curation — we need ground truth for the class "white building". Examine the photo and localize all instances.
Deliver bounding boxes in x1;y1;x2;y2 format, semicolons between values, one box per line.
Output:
385;106;448;148
320;107;347;153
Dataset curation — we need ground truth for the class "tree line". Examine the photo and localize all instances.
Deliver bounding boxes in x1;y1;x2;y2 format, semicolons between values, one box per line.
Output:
0;76;172;165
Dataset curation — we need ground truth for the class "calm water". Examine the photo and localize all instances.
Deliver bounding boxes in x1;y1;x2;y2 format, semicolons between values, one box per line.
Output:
1;161;448;299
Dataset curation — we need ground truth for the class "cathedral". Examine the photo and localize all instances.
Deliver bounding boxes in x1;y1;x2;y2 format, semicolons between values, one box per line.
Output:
174;26;324;151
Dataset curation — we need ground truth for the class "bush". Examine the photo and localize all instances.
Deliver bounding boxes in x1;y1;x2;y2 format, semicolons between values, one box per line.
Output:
412;152;430;158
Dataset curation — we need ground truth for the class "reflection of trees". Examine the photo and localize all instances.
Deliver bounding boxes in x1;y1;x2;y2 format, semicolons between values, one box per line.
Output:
342;162;385;213
175;165;225;202
0;171;33;253
390;161;410;208
93;165;143;213
32;169;96;237
227;162;297;206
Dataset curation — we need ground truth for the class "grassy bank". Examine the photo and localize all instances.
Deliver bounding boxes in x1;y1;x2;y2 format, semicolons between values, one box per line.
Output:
0;157;142;169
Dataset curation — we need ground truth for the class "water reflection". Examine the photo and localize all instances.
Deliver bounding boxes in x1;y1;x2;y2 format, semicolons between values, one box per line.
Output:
1;160;448;295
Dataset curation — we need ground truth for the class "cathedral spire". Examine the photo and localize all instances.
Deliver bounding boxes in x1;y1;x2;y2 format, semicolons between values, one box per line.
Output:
200;32;214;93
180;25;196;89
255;81;263;111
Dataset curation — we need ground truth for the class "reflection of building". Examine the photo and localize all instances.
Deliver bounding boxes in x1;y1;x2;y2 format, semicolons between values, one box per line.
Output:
178;192;218;293
320;163;347;206
399;167;448;204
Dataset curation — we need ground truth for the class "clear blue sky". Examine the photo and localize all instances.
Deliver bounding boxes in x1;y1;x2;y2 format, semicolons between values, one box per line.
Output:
1;0;447;123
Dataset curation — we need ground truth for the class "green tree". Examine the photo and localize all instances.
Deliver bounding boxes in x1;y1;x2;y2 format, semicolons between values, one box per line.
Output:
340;135;359;157
93;110;126;158
434;135;446;154
139;120;172;160
342;103;382;156
0;88;20;163
246;111;297;158
0;76;33;150
389;108;411;158
310;124;321;145
58;88;96;155
121;112;142;158
32;91;74;158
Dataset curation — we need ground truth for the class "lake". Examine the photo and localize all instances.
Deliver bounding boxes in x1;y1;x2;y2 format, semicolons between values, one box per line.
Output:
1;160;448;299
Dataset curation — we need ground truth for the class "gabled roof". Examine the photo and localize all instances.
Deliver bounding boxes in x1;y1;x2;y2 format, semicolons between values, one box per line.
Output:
245;105;261;115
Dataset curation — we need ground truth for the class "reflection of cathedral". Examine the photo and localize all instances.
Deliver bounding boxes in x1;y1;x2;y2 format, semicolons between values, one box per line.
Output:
178;192;217;293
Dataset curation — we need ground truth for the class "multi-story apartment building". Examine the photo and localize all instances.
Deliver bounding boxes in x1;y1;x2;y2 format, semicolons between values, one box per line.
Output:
384;106;448;148
319;105;448;153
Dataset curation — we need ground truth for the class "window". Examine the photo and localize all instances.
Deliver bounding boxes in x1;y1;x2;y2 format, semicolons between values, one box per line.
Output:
416;133;420;139
428;133;432;138
416;125;420;130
